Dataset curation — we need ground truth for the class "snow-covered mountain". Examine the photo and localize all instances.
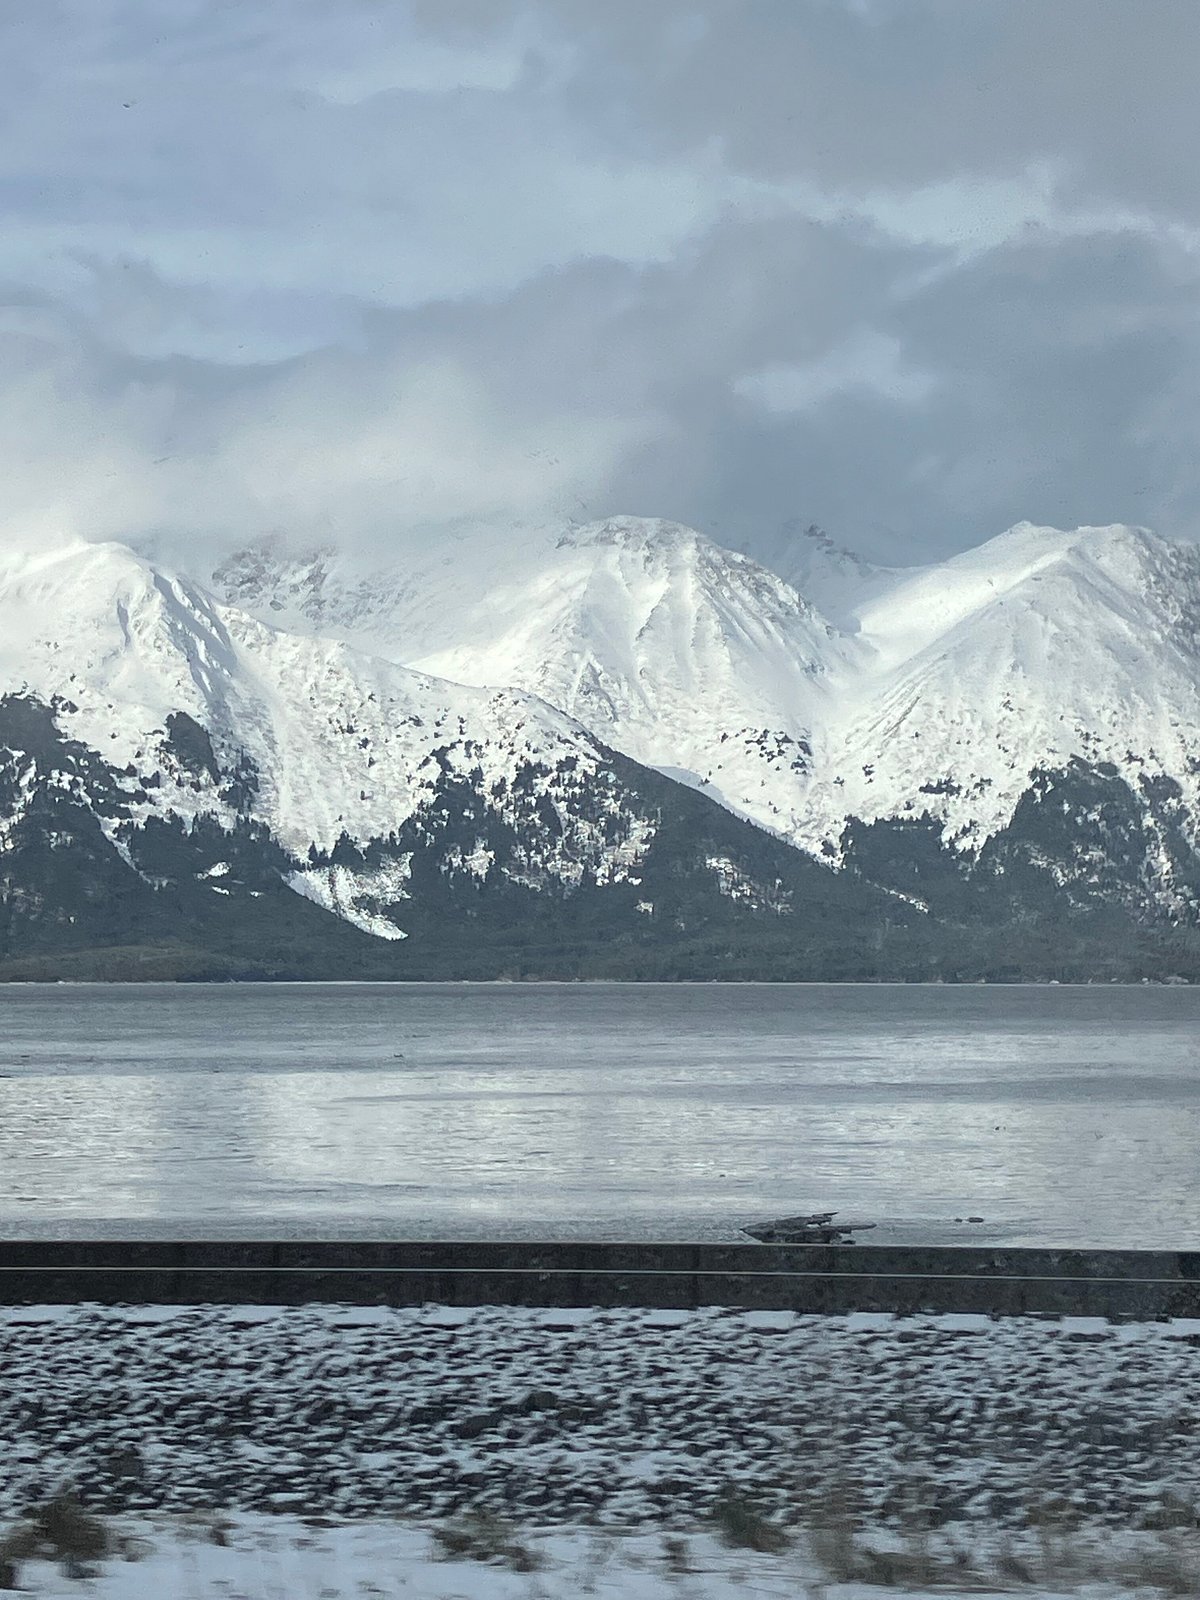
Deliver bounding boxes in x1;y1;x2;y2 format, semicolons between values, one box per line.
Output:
215;517;859;841
4;511;1200;979
209;513;1200;932
0;536;885;972
821;521;1200;847
410;518;859;838
746;520;898;630
211;524;562;662
0;538;635;863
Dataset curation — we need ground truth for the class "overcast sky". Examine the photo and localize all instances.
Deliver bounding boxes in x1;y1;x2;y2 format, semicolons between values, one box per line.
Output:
3;0;1200;569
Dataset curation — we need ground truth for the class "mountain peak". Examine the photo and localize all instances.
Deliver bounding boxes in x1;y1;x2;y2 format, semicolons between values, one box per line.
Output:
972;519;1154;569
556;515;706;554
7;514;1200;973
407;517;844;838
754;521;895;629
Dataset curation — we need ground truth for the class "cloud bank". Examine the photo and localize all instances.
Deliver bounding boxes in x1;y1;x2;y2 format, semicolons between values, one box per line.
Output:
1;0;1198;569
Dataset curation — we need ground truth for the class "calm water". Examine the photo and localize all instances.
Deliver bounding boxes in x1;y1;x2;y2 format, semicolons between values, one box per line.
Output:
1;983;1198;1246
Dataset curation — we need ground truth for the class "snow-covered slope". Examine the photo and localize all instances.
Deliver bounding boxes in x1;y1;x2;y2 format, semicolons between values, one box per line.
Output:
820;522;1200;853
412;518;857;836
749;521;899;631
211;516;1200;899
0;539;685;937
0;540;594;846
218;517;857;840
212;524;563;663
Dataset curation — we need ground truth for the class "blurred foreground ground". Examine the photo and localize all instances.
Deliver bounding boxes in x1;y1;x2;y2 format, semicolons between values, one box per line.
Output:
3;1304;1198;1533
7;1509;1200;1599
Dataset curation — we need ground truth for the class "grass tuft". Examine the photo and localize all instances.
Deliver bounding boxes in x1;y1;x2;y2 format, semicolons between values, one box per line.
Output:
0;1494;113;1587
431;1511;544;1573
711;1489;791;1553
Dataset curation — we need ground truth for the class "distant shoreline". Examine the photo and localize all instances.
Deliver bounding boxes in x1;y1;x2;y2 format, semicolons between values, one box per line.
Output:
0;975;1194;988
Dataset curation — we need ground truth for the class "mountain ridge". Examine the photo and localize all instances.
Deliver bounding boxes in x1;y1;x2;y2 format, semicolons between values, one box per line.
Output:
0;536;923;976
212;515;1200;872
1;516;1199;979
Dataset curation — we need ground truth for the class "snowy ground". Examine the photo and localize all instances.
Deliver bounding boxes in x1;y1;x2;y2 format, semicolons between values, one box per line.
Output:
3;1304;1198;1538
0;1518;838;1598
10;1510;1200;1600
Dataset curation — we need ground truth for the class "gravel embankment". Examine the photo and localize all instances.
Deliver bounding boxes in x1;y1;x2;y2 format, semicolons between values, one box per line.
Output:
3;1305;1198;1530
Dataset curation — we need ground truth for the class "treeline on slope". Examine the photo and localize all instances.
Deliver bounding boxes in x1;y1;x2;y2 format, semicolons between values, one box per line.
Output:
2;914;1198;984
1;692;1199;982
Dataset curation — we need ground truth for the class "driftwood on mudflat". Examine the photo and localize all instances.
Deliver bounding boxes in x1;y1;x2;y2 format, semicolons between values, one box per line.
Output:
741;1212;878;1245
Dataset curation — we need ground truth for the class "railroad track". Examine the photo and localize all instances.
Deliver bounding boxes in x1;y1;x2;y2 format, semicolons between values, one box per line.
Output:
0;1240;1197;1317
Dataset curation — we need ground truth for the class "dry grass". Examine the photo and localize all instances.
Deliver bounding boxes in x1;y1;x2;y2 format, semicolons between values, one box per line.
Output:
430;1510;545;1572
711;1488;791;1553
797;1481;1200;1592
3;1476;1198;1594
0;1493;116;1586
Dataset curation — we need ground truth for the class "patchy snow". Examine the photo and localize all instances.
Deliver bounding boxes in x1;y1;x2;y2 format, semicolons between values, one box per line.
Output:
286;860;411;940
705;853;789;910
3;1303;1198;1534
5;1303;1200;1596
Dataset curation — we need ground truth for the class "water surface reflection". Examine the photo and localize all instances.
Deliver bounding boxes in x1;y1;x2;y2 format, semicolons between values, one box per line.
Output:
0;983;1196;1243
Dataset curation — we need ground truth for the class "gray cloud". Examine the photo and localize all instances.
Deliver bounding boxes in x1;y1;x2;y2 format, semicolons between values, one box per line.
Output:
517;0;1200;220
0;0;1197;573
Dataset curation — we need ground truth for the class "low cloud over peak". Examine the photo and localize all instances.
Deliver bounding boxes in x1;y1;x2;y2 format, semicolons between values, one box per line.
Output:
0;1;1197;569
